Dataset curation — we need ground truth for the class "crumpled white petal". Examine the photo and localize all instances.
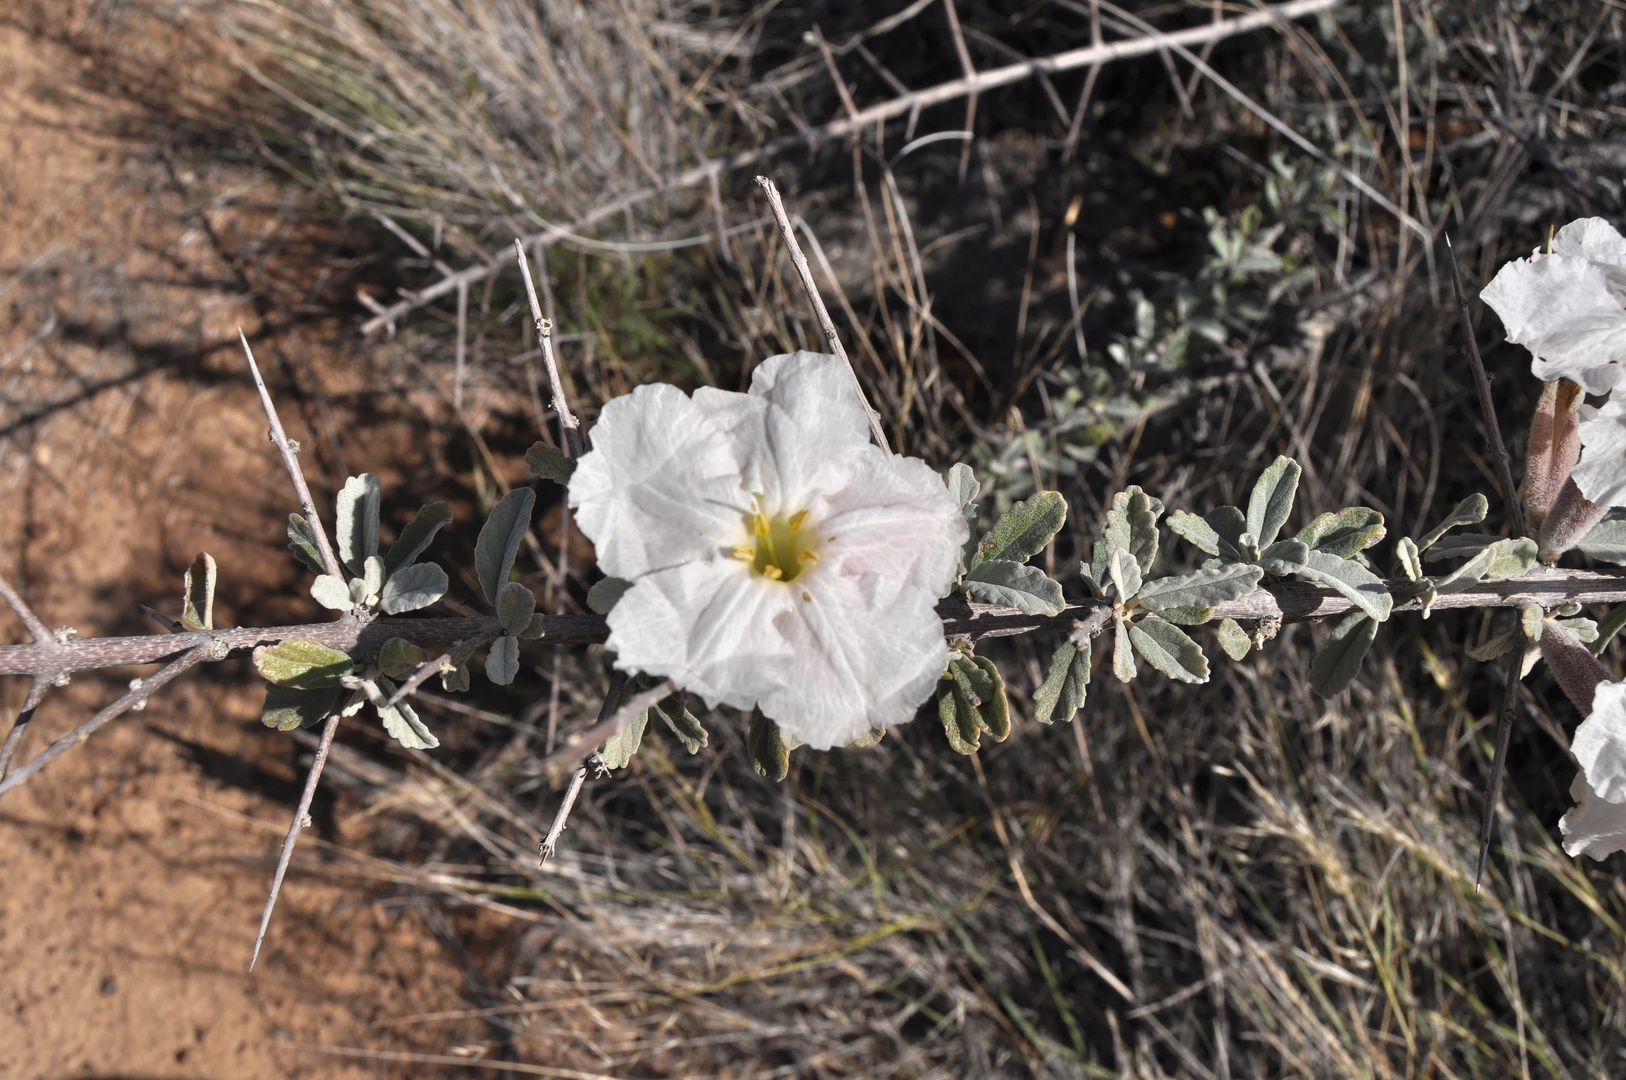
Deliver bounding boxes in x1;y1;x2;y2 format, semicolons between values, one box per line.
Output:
1480;235;1626;396
1572;395;1626;509
1561;680;1626;858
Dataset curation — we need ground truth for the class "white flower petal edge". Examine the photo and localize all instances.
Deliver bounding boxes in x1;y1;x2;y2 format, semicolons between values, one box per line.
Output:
1480;217;1626;396
1572;396;1626;509
1561;681;1626;859
569;352;968;751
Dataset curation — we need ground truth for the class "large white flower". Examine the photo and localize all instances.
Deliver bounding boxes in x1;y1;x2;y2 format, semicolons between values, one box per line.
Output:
568;351;967;750
1571;395;1626;509
1561;680;1626;859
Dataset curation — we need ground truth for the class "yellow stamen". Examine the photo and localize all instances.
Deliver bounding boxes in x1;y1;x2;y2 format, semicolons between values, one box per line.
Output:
732;544;755;561
761;564;783;581
749;512;770;536
798;549;819;566
788;509;810;531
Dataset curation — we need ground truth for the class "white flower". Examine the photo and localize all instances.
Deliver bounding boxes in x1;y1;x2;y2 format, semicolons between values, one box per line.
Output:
568;351;967;750
1571;395;1626;509
1480;216;1626;396
1561;680;1626;859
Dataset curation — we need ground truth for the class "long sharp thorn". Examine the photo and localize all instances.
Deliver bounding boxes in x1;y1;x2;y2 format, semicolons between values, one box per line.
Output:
250;709;341;970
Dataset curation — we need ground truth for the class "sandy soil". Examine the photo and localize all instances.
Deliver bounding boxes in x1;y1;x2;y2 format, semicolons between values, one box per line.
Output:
0;13;483;1079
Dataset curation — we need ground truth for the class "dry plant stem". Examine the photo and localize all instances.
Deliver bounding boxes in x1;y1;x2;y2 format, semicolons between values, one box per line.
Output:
1446;234;1528;540
1476;650;1524;890
0;573;51;779
249;709;340;971
754;175;892;454
513;241;583;458
239;330;343;578
535;677;672;788
360;0;1340;335
379;627;501;710
539;767;588;864
0;571;50;643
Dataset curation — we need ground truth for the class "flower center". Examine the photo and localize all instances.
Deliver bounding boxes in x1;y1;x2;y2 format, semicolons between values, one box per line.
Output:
734;508;820;582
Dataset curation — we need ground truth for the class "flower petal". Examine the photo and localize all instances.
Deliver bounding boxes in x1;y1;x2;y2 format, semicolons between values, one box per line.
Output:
1573;680;1626;802
1551;217;1626;294
817;449;968;599
750;351;871;447
569;383;750;579
1573;395;1626;509
1481;251;1626;395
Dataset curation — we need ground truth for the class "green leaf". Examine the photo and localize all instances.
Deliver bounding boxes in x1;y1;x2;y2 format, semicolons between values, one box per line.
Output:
254;639;353;689
948;654;993;706
485;635;520;685
181;552;216;631
525;441;576;485
474;487;537;605
497;581;537;635
600;705;650;770
1484;537;1537;580
287;514;326;576
1590;604;1626;656
1294;507;1386;559
1308;612;1378;696
973;490;1067;566
1216;618;1251;661
335;473;381;576
1247;456;1301;548
1467;631;1519;662
1112;618;1137;682
1033;640;1090;725
1257;539;1309;576
520;614;546;639
378;637;427;679
586;577;633;614
441;660;471;693
1089;487;1162;584
970;656;1010;740
749;710;792;780
948;463;983;574
380;561;448;615
937;681;982;754
370;677;438;749
1108;548;1142;602
1396;536;1422;581
654;693;707;754
964;560;1065;615
1166;510;1220;557
362;555;385;605
383;502;452;576
1555;617;1599;644
261;684;337;731
310;574;353;612
1421;533;1500;563
1295;550;1393;621
1417;494;1489;553
1579;510;1626;566
1136;563;1263;624
1521;604;1545;644
1205;505;1251;563
852;729;885;748
1128;617;1209;683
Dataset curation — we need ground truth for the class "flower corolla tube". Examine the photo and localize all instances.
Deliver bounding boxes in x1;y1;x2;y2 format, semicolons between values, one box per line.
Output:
568;352;967;750
1562;680;1626;860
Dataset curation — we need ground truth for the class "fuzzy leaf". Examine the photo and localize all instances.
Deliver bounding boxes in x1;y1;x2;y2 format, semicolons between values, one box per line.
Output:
254;639;353;689
310;574;353;612
970;656;1010;740
383;502;452;575
947;464;982;574
1521;604;1545;644
600;706;650;770
1033;640;1090;725
371;678;438;750
1556;617;1600;644
654;693;707;754
1434;539;1527;598
1257;539;1309;576
938;681;981;755
1308;612;1378;696
1166;510;1221;557
1205;505;1251;563
1578;510;1626;566
1540;620;1613;715
1128;617;1209;683
1485;537;1538;580
1590;604;1626;656
1467;631;1519;662
1296;550;1393;621
380;561;449;615
1295;507;1386;559
1417;494;1489;553
1112;618;1137;682
520;614;546;640
377;637;427;679
287;514;326;576
485;635;520;685
1136;563;1263;625
1396;536;1422;582
362;555;385;605
335;473;381;576
1217;618;1252;661
1247;456;1301;548
261;684;337;731
964;560;1065;615
586;577;633;614
974;490;1067;567
497;581;537;636
475;487;537;605
948;654;993;706
1108;548;1142;603
1089;487;1162;584
181;552;216;631
749;710;793;780
441;660;471;693
525;441;576;485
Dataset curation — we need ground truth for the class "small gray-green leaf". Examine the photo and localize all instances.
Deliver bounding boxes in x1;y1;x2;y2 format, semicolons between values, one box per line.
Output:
1485;537;1537;580
1137;563;1263;624
1590;604;1626;656
1295;507;1385;558
600;706;650;770
964;560;1065;615
1216;618;1251;661
475;487;537;605
383;502;452;575
182;552;216;631
1467;631;1519;662
1555;616;1599;644
377;637;427;679
948;463;982;574
335;473;381;575
362;555;385;605
654;694;707;754
525;441;577;485
1112;618;1137;682
749;710;792;780
287;514;326;576
1033;640;1090;725
520;613;546;640
1121;487;1163;575
1128;617;1209;683
587;577;633;614
1579;510;1626;566
1296;550;1393;621
1432;541;1499;596
938;681;981;755
1422;533;1501;563
1258;539;1309;576
441;660;471;693
485;634;520;685
497;581;537;635
1167;510;1221;557
1308;612;1378;696
970;656;1010;740
254;639;353;689
311;574;353;612
1417;494;1489;553
1247;456;1301;548
380;561;448;614
1396;536;1422;581
973;490;1067;566
948;654;993;706
261;684;338;731
371;678;438;749
1108;548;1142;603
1205;505;1251;563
